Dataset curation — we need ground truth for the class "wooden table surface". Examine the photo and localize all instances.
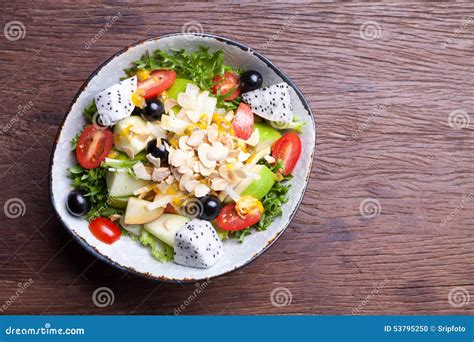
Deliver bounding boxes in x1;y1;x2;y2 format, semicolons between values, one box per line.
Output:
1;2;473;315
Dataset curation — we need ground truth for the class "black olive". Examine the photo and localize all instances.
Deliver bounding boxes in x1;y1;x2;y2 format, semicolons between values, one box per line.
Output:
147;138;169;163
66;191;91;217
240;70;263;93
198;195;222;221
141;99;165;121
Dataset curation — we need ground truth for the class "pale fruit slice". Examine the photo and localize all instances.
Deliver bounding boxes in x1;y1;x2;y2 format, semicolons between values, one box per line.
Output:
124;197;164;225
144;214;190;247
106;171;148;197
237;164;275;200
254;123;281;151
114;116;152;158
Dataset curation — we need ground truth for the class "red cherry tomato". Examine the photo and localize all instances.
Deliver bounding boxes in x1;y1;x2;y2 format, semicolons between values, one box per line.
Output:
211;71;240;101
89;217;121;244
215;203;261;231
232;103;254;140
137;70;176;99
76;125;114;169
272;132;302;176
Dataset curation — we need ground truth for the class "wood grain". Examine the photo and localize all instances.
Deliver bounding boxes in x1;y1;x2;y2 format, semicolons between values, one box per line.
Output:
0;1;473;315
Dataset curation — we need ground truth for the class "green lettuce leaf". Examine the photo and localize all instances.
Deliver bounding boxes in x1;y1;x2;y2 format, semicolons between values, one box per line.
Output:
137;230;174;263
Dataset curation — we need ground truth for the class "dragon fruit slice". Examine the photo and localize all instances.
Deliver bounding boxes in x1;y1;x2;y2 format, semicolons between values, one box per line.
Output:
94;76;137;126
242;82;293;123
173;219;224;269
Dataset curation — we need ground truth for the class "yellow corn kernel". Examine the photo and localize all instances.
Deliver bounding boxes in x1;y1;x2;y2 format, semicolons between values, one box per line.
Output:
235;196;264;218
136;69;151;81
131;91;145;108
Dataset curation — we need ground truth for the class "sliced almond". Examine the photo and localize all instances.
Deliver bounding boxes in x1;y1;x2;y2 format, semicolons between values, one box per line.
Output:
152;167;171;182
264;155;276;164
198;143;216;169
244;128;259;146
178;136;192;151
238;151;251;162
169;149;187;168
194;183;210;197
178;174;192;191
187;129;205;147
165;175;175;185
146;153;161;168
211;178;229;191
207;123;219;144
184;179;200;193
207;142;229;161
164;98;178;113
177;92;197;110
133;162;152;180
199;162;214;176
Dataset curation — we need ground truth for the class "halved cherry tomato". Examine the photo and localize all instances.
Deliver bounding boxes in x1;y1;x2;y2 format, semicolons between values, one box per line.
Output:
232;103;254;140
137;70;176;99
211;71;240;101
215;203;261;231
272;132;302;176
89;217;121;244
76;125;114;169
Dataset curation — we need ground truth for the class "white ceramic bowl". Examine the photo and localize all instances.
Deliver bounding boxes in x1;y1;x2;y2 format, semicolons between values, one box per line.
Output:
49;33;316;282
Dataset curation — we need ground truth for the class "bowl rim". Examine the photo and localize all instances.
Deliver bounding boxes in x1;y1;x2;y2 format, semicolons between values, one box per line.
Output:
48;32;316;283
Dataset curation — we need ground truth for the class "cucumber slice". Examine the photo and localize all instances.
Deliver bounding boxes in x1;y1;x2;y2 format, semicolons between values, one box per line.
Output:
167;79;192;100
108;196;129;209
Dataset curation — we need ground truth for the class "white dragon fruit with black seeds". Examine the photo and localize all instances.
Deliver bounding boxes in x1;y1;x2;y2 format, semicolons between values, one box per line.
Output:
173;219;224;269
94;76;137;126
242;82;293;123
